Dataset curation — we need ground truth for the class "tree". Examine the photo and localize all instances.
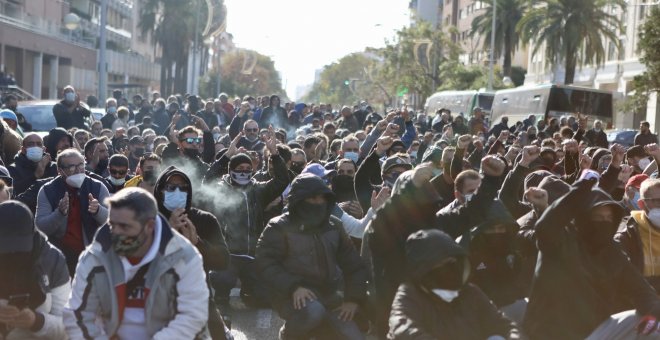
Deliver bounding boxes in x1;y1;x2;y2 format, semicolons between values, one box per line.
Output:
301;52;387;106
199;50;285;98
629;7;660;112
517;0;624;84
380;21;461;98
379;21;461;101
470;0;526;77
437;61;511;90
140;0;224;95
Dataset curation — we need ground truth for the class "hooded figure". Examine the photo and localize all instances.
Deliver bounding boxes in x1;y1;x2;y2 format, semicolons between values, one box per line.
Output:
154;166;229;272
524;179;660;340
256;174;368;339
0;200;70;340
388;229;519;339
458;200;526;313
590;148;612;173
153;166;230;339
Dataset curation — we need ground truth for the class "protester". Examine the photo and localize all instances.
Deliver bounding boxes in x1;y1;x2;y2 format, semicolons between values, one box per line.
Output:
52;86;90;130
0;200;70;340
124;153;162;193
388;229;519;339
257;174;368;339
105;154;132;194
636;121;659;147
35;149;109;275
8;133;57;196
64;188;211;339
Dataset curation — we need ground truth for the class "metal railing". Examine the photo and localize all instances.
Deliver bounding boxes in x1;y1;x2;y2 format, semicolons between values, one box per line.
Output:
0;85;37;101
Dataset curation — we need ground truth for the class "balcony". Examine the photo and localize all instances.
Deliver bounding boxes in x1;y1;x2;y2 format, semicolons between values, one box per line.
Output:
106;49;159;81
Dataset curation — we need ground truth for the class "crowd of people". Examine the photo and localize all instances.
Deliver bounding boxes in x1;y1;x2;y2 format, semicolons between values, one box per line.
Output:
0;85;660;340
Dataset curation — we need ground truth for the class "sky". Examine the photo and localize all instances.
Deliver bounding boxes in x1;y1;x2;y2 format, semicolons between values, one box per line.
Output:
224;0;411;100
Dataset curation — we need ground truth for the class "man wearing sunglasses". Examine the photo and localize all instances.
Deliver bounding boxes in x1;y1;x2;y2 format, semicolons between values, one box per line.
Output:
165;126;210;191
35;149;109;275
228;102;266;152
104;154;133;194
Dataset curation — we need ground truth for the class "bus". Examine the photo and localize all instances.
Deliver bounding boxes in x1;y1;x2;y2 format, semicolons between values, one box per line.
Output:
490;84;614;128
424;90;495;118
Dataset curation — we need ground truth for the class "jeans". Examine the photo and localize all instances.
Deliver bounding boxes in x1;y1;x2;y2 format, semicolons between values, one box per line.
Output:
279;300;364;340
209;255;268;304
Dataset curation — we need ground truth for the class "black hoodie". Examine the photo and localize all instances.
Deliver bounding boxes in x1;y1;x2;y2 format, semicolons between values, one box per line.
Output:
388;229;519;340
524;179;660;340
153;166;229;271
256;174;367;311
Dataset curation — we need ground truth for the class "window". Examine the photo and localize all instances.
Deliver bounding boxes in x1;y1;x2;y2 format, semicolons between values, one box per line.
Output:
459;9;464;19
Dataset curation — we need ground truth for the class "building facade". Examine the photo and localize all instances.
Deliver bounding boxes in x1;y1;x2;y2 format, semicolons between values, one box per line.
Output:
523;0;655;129
0;0;160;101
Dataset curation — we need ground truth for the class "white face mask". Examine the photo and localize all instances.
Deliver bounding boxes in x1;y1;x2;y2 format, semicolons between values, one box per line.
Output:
26;147;44;162
431;289;460;303
108;176;126;186
463;193;474;203
163;188;187;211
647;208;660;227
65;173;86;188
639;157;652;171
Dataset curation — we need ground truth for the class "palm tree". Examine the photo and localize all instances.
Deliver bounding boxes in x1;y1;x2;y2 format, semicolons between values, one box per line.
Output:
470;0;526;77
517;0;624;84
139;0;206;95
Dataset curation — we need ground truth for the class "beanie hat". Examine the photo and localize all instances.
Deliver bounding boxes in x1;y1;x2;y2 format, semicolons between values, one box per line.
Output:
0;200;34;253
229;153;252;170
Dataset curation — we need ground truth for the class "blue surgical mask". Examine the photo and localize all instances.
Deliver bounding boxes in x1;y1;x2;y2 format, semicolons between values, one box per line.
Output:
631;191;641;210
107;106;117;114
344;151;359;164
65;92;75;102
163;188;187;211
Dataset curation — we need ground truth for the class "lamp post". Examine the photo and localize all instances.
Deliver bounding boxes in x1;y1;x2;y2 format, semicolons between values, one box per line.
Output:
487;0;497;90
98;0;108;103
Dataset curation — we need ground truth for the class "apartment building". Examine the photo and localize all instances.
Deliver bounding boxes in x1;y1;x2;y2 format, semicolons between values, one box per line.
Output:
0;0;159;100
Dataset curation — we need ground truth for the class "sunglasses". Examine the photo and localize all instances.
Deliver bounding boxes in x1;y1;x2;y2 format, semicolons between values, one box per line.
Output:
180;137;202;144
109;169;127;176
164;184;189;192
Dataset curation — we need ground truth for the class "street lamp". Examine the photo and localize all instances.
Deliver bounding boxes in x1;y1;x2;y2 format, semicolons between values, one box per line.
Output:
63;12;80;40
487;0;497;91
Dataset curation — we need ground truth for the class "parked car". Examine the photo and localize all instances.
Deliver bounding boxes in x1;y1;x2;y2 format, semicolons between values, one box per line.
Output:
17;100;97;133
606;129;638;148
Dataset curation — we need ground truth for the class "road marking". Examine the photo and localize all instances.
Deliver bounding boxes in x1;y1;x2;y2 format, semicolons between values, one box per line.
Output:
256;309;272;329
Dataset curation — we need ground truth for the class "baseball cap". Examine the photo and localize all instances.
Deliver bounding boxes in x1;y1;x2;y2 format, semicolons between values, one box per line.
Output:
382;154;413;174
627;174;649;190
302;163;336;179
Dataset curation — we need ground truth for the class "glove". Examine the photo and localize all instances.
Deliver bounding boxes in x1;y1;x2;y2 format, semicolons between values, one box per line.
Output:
637;315;660;335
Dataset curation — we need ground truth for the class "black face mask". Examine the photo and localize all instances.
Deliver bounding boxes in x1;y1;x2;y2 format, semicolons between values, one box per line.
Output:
332;175;356;202
293;201;328;228
133;148;145;158
182;148;200;159
142;170;157;184
422;260;464;291
97;158;109;171
577;219;618;249
290;163;305;175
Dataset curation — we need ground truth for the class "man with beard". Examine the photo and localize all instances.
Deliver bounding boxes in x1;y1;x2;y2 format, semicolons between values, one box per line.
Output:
63;188;210;339
229;103;265;152
124;154;162;194
83;137;110;177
